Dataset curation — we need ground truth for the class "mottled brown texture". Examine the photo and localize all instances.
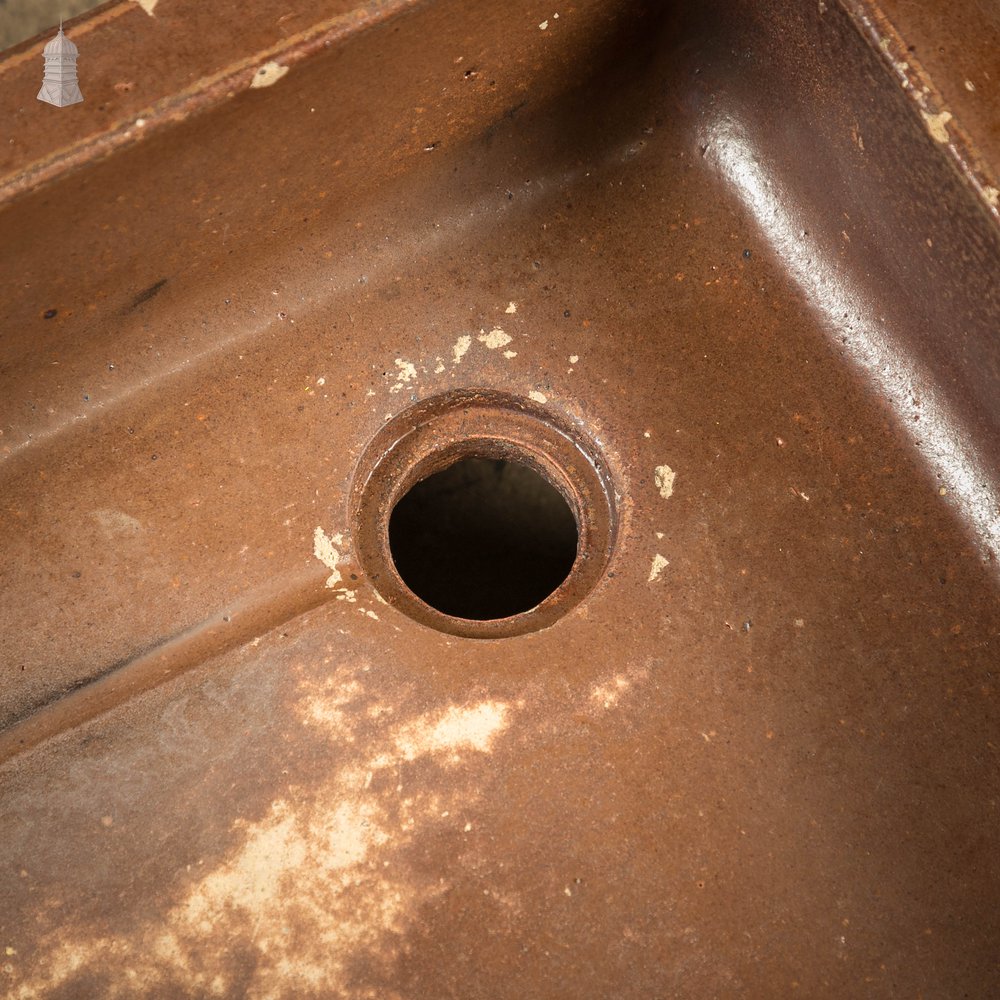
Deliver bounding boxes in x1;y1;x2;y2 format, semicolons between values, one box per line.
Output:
1;0;998;997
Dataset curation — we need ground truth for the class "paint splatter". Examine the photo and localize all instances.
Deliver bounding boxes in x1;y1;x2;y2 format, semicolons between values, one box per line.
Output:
313;527;345;588
654;465;675;499
250;61;289;89
920;109;952;143
389;359;417;393
477;328;512;350
452;335;472;364
648;554;669;583
528;391;548;404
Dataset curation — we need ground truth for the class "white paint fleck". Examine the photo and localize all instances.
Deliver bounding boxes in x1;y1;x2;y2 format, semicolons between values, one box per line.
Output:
505;302;517;314
131;0;157;14
478;327;512;350
434;358;446;374
794;618;805;628
528;391;548;404
654;464;676;499
539;19;549;30
569;355;579;364
358;608;379;621
503;350;517;359
655;531;664;540
389;358;418;393
964;79;976;92
648;554;669;583
921;109;952;143
250;61;289;89
643;430;651;439
313;527;345;588
984;186;999;209
452;335;472;364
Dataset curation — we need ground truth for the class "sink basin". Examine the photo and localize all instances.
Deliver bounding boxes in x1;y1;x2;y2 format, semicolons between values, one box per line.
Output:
1;0;998;995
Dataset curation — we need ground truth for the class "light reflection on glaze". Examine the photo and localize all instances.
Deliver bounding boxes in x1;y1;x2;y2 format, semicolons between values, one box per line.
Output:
707;114;1000;566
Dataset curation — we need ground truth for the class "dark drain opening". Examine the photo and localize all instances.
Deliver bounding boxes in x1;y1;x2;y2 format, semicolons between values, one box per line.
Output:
388;457;579;621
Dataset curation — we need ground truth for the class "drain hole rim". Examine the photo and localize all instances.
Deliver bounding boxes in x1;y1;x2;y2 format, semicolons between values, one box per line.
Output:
350;390;617;639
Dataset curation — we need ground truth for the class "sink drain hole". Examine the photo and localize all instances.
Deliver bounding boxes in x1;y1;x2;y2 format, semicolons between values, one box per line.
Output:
351;390;617;638
388;457;578;620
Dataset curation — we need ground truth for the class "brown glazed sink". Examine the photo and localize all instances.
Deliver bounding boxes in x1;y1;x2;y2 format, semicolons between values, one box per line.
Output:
1;0;999;996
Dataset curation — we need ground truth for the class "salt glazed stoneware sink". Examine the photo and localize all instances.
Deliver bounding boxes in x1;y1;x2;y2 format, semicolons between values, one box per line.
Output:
1;0;999;996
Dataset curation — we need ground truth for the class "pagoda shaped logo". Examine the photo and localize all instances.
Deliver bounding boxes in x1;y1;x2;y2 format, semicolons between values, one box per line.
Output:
37;23;83;108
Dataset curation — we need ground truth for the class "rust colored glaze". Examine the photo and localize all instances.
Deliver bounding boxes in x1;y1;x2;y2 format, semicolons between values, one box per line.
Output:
1;0;999;997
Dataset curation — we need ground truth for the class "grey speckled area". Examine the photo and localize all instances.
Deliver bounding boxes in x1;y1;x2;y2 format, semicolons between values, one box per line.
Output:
0;0;105;51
